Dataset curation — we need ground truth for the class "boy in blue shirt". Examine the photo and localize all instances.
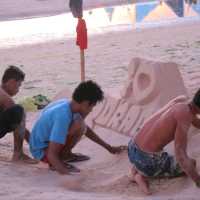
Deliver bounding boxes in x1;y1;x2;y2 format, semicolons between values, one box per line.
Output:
30;80;126;174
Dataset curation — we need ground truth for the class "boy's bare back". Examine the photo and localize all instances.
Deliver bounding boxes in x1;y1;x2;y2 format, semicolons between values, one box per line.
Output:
135;97;191;152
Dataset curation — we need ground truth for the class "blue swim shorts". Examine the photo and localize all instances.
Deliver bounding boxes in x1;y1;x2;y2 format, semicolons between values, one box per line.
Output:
128;140;184;178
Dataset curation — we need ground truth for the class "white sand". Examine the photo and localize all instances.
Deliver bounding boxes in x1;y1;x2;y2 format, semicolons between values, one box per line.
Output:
0;2;200;199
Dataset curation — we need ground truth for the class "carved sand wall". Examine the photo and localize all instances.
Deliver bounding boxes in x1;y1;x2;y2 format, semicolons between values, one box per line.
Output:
178;66;200;99
86;57;188;137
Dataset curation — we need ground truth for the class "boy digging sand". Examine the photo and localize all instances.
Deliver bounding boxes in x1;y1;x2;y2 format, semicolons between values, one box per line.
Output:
30;80;126;174
128;91;200;194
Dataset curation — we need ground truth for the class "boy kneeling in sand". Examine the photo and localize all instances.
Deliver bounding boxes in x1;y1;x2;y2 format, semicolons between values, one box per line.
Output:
0;66;35;163
29;80;126;174
128;90;200;195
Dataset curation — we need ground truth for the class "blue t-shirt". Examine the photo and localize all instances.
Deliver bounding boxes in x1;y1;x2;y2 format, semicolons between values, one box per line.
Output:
29;99;73;160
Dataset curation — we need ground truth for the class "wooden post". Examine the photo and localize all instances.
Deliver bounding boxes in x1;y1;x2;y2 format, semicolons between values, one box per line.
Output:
80;49;85;81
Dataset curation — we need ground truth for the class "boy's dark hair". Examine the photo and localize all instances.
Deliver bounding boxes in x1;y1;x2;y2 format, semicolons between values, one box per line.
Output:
72;80;104;105
193;89;200;108
2;66;25;83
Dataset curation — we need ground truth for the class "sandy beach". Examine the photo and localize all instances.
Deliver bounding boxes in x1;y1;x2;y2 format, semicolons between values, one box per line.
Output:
0;1;200;200
0;20;200;99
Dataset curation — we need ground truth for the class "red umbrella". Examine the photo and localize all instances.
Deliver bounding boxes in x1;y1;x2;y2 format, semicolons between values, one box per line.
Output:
69;0;87;82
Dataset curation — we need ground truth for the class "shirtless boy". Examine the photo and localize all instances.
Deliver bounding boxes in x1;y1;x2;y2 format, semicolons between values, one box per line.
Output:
30;80;126;174
128;91;200;194
0;66;33;162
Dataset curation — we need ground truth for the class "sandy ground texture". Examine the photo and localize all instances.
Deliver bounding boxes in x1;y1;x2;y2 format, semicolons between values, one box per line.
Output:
0;20;200;99
0;12;200;200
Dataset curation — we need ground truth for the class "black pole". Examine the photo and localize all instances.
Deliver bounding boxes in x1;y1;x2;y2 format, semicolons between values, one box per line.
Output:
69;0;83;18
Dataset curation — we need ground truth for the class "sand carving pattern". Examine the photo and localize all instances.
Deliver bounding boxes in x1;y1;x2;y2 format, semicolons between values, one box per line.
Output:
87;57;187;137
179;66;200;99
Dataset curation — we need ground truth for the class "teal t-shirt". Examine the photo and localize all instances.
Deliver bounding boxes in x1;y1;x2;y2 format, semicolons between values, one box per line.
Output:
29;99;72;160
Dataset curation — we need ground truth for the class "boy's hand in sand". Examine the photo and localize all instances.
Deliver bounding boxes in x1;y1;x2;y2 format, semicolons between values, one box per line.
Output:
194;173;200;188
189;158;197;168
195;178;200;188
12;152;38;164
108;145;127;154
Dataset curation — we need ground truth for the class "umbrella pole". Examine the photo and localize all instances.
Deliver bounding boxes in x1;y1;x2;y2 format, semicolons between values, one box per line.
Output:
80;49;85;81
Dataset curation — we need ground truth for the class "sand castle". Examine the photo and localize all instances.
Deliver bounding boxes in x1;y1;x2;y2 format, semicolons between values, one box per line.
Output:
86;57;188;137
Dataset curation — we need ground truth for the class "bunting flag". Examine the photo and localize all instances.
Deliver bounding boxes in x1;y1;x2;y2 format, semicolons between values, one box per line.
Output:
76;18;88;50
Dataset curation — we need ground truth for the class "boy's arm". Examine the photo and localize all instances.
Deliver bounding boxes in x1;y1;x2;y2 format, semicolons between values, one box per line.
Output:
85;126;127;154
174;109;200;185
191;117;200;129
0;88;15;109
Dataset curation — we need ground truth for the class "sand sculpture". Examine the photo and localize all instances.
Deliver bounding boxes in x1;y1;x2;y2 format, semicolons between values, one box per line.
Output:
86;57;187;137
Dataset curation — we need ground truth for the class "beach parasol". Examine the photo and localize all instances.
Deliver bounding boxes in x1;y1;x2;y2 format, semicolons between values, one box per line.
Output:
184;1;199;17
166;0;184;17
111;4;136;26
69;0;87;82
84;8;109;28
136;2;158;22
192;2;200;15
142;1;177;22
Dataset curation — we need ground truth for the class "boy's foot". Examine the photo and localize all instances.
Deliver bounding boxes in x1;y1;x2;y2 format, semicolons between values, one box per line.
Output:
12;152;38;164
49;162;80;173
62;152;90;163
63;162;80;173
134;173;151;195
